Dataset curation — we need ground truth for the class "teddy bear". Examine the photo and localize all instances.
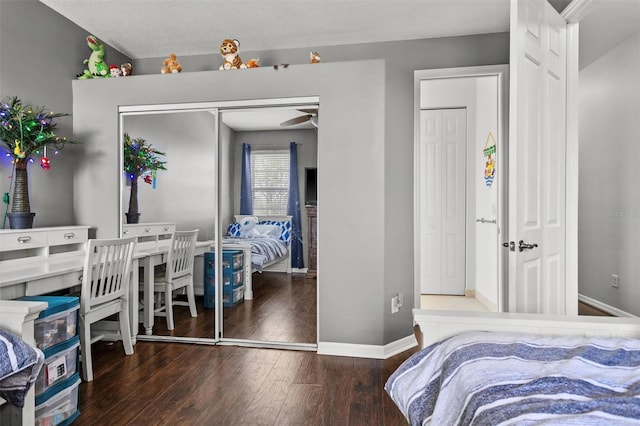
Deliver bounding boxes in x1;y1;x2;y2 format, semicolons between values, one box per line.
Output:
219;39;246;70
161;53;182;74
239;216;261;238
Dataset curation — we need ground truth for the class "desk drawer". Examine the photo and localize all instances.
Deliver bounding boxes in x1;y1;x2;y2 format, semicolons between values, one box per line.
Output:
48;228;88;246
0;230;48;252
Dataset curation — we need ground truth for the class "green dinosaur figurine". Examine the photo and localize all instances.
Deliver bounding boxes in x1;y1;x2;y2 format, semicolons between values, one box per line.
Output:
77;35;109;79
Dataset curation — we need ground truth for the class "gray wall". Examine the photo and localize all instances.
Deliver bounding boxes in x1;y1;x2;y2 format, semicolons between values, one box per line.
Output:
72;61;390;345
578;31;640;315
0;0;130;228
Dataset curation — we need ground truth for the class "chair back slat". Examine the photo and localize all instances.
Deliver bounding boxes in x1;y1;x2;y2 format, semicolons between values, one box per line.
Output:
80;237;136;314
166;230;198;281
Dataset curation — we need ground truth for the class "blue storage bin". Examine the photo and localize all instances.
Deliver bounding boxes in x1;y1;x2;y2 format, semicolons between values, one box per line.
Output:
203;250;244;308
35;336;80;398
18;296;79;352
35;373;81;426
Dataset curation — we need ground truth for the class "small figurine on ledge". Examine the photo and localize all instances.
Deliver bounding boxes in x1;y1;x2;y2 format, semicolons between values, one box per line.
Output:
219;39;246;70
77;35;109;79
109;65;122;77
309;52;321;64
246;58;260;68
161;53;182;74
121;63;133;76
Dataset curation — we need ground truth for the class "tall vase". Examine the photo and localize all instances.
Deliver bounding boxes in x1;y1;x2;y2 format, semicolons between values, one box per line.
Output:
126;175;140;224
8;158;36;229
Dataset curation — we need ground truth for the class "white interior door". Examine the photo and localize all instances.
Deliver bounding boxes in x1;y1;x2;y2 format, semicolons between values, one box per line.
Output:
508;0;567;314
420;108;466;295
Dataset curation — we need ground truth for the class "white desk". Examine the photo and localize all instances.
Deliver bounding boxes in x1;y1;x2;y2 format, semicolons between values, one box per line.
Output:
136;240;213;335
0;252;143;342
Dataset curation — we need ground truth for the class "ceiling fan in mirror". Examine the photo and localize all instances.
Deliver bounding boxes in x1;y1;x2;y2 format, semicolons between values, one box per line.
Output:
280;108;318;128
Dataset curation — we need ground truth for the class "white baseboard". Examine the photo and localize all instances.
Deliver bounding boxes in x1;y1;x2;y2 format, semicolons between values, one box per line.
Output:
317;334;418;359
578;294;637;318
475;290;498;312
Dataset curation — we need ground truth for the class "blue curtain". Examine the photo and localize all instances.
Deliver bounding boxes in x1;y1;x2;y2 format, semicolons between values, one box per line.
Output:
287;142;304;269
239;143;253;215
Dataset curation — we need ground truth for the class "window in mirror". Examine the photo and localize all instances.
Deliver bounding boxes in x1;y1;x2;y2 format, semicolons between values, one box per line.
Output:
251;149;289;215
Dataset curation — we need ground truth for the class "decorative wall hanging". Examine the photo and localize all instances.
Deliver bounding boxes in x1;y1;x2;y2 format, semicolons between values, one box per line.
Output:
483;131;496;187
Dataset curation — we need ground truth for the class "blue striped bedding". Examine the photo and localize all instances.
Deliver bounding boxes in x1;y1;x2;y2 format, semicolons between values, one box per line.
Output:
385;331;640;425
223;236;288;271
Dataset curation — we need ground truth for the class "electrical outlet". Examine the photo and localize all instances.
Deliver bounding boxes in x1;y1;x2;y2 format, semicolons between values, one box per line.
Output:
391;296;399;313
612;274;619;288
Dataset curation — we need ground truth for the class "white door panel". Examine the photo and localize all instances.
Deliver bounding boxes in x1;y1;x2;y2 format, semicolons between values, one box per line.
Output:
509;0;567;314
420;109;466;295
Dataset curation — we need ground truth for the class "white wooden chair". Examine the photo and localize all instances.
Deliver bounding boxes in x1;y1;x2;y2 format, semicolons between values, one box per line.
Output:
79;237;136;382
153;230;199;330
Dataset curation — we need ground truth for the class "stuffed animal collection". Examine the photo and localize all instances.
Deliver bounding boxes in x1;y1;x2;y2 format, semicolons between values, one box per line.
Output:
161;53;183;74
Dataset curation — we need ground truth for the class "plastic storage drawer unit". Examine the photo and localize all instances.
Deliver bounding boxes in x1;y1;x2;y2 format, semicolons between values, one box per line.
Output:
35;373;81;426
35;336;80;397
18;296;79;351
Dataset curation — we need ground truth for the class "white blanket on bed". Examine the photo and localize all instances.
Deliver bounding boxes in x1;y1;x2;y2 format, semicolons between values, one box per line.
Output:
386;331;640;425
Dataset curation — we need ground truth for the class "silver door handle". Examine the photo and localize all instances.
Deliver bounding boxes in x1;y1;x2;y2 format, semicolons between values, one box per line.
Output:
518;240;538;252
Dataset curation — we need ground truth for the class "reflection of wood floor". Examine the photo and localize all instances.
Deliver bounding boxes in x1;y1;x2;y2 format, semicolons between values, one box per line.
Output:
144;271;318;344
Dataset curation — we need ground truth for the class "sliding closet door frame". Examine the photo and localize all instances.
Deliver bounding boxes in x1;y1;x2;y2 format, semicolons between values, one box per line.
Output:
119;97;320;350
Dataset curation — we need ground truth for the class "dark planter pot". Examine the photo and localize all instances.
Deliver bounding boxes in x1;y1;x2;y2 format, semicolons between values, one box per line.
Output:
125;212;141;224
7;212;36;229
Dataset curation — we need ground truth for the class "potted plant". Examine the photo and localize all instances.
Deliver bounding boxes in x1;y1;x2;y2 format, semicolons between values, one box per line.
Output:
0;96;76;229
123;133;167;224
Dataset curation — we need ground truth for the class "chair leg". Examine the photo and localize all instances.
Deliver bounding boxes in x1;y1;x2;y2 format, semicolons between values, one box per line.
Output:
187;281;197;318
79;315;93;382
119;300;134;355
165;283;175;330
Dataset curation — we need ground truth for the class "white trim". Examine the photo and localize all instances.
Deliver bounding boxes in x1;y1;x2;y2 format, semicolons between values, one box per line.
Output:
317;334;418;359
118;96;320;114
565;21;580;315
414;308;640;348
562;0;595;22
578;294;637;318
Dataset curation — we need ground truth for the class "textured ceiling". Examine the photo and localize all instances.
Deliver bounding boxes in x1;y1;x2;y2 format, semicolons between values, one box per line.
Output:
38;0;512;59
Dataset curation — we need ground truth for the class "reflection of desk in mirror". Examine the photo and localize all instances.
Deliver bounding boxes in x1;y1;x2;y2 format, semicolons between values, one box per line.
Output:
123;222;175;244
136;239;213;335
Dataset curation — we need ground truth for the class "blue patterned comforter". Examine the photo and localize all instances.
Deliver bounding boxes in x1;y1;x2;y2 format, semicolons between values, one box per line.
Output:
385;331;640;425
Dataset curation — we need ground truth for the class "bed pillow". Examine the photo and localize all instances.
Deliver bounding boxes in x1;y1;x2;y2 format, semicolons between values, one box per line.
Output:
258;220;291;244
227;222;242;237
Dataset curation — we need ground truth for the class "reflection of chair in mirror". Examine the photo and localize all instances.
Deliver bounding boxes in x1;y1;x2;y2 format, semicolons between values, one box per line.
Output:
79;237;136;382
154;229;199;330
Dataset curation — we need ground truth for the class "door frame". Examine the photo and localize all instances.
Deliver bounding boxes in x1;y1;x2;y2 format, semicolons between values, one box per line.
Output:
413;65;510;311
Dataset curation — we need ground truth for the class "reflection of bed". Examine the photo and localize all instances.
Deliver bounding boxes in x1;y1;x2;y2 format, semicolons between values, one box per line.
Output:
386;309;640;425
222;215;292;300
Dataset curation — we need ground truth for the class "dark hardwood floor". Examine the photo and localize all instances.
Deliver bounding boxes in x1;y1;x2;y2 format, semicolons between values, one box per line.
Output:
75;272;416;425
73;277;610;424
148;271;318;343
